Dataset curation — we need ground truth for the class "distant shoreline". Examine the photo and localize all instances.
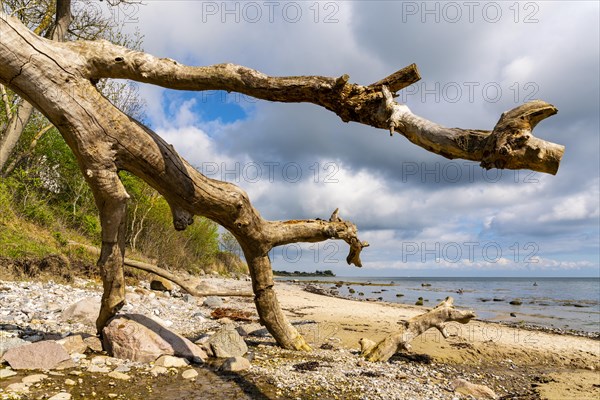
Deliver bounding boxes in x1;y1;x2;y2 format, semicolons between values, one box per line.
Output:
276;276;600;337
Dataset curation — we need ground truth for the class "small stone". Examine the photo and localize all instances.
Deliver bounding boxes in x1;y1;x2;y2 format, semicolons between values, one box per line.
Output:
6;382;30;393
48;393;72;400
65;378;77;386
57;334;88;354
69;370;83;376
114;365;130;373
181;369;199;380
61;297;101;327
21;373;48;383
203;296;223;308
0;368;18;378
91;355;108;365
154;355;189;368
509;299;523;305
510;312;517;317
108;394;118;398
183;294;195;303
452;378;497;399
107;371;130;380
83;336;103;352
221;356;251;372
0;337;28;356
149;366;168;376
87;365;111;373
208;325;248;358
150;277;174;292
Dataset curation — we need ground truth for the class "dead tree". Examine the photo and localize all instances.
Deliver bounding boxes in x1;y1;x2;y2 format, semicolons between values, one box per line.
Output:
0;7;564;351
359;297;476;362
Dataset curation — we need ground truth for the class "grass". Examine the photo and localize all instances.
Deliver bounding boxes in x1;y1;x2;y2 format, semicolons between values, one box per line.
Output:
0;220;59;258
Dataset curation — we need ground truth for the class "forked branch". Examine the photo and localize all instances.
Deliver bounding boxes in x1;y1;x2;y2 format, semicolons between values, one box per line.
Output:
70;39;564;174
360;297;476;362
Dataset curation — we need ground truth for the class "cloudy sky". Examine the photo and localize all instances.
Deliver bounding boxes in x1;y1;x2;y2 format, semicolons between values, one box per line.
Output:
110;1;598;277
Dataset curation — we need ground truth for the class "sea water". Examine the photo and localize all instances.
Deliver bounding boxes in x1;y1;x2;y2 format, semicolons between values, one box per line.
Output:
276;276;600;333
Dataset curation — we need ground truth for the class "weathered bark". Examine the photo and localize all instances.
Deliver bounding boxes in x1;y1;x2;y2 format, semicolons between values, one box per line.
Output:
0;10;563;349
69;241;253;297
359;297;476;362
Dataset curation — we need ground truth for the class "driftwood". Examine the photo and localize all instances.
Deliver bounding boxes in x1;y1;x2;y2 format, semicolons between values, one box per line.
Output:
0;4;562;351
360;297;475;362
68;242;253;297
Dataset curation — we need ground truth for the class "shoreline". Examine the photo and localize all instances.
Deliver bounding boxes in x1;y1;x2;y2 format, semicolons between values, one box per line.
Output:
276;278;600;340
298;281;600;340
2;276;600;399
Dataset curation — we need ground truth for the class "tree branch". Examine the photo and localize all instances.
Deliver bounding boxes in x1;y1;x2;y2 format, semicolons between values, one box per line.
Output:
266;211;369;267
0;83;12;118
68;241;253;297
67;40;564;174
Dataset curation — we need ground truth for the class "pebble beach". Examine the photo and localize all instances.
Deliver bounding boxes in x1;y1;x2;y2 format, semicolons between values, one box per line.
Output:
1;277;599;399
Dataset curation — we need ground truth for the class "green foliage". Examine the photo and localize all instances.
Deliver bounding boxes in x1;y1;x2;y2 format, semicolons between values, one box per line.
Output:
120;171;221;274
0;1;241;278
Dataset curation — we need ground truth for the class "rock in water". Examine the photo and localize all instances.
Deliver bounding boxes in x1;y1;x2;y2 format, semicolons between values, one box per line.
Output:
2;341;73;370
60;297;101;327
102;314;206;363
452;378;497;399
208;325;248;358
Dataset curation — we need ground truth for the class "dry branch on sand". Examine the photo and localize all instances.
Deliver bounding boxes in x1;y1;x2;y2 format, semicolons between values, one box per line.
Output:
360;297;476;362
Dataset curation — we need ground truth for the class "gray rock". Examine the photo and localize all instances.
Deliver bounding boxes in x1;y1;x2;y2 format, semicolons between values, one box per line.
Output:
220;356;251;372
183;294;195;303
2;341;73;370
102;314;207;363
0;337;28;357
60;297;101;327
0;368;18;378
203;296;223;308
208;325;248;358
181;369;199;380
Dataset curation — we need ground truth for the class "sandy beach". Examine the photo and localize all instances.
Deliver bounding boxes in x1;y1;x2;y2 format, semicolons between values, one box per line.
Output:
1;276;599;399
269;280;600;399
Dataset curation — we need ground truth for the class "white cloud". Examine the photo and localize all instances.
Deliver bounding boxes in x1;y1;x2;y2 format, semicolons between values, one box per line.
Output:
120;1;599;276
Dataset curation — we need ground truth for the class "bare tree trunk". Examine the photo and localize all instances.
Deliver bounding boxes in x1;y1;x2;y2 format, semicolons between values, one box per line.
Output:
0;11;563;349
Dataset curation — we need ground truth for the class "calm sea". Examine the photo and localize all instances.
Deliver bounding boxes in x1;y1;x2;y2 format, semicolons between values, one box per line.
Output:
276;276;600;333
